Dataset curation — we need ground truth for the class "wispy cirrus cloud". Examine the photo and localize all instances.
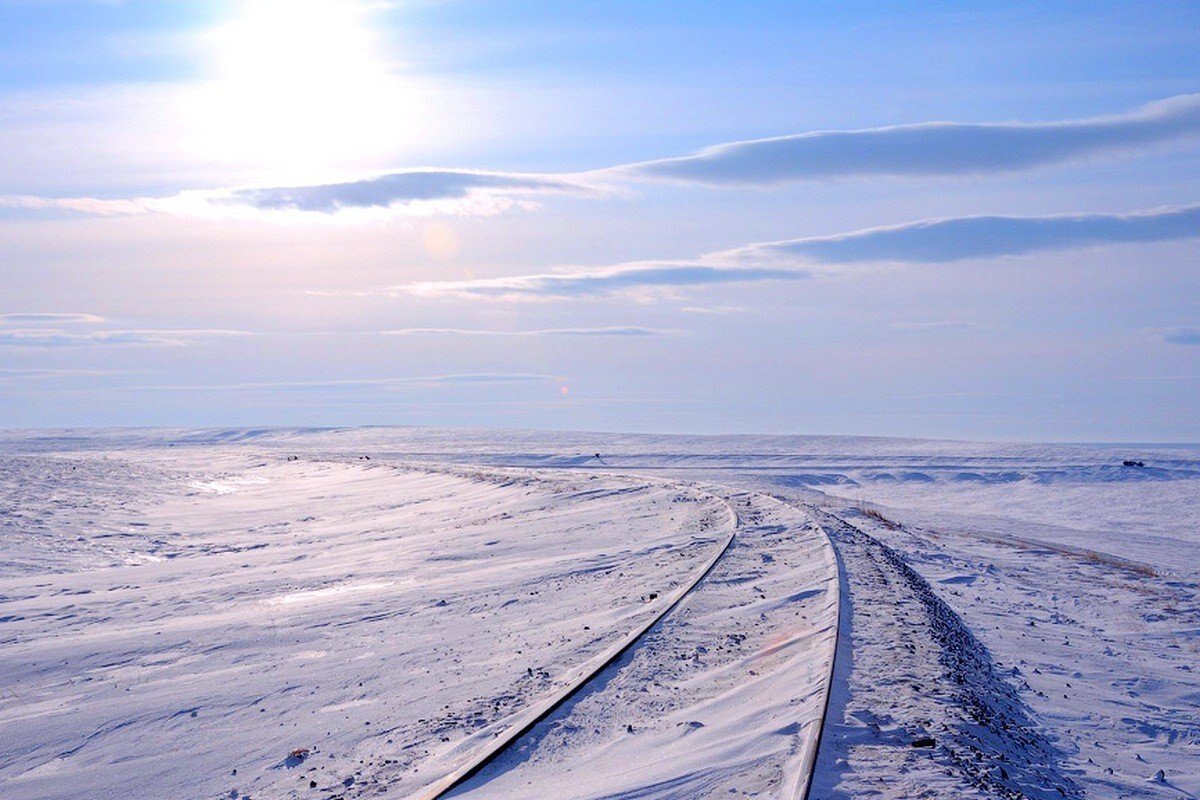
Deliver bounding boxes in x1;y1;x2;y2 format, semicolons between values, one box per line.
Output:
0;312;107;324
679;305;747;315
0;329;253;347
0;195;157;217
124;373;560;392
390;263;809;300
372;203;1200;301
891;320;978;331
382;326;670;337
617;94;1200;184
0;367;118;381
408;373;556;385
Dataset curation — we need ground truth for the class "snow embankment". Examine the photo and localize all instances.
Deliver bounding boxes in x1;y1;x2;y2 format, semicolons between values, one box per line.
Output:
823;503;1200;799
0;454;733;800
810;509;1082;800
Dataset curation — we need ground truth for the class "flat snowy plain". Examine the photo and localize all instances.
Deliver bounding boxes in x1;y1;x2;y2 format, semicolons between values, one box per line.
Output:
0;428;1196;800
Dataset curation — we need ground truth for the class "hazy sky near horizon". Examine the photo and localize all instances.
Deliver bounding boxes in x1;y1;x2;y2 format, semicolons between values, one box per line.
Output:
1;1;1199;439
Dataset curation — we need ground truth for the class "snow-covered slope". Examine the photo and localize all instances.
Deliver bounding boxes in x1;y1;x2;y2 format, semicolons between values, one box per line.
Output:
2;427;1197;799
820;503;1200;799
1;452;743;799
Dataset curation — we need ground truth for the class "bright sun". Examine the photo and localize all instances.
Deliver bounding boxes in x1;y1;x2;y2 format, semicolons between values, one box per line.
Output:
188;0;413;177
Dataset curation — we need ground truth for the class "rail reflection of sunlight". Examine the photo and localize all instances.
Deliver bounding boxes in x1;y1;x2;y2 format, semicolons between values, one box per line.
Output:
189;0;412;179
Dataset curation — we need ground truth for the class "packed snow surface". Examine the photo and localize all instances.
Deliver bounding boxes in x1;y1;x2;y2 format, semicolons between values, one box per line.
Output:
1;427;1197;799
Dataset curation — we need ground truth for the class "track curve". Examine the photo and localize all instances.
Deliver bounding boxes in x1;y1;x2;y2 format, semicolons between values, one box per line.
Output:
423;487;839;800
408;487;738;800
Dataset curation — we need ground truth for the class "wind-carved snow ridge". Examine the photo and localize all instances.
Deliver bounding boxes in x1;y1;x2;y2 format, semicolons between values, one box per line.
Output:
810;510;1082;800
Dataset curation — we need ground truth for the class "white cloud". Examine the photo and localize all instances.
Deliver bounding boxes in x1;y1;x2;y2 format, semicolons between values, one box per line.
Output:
679;305;747;315
891;321;979;331
223;170;594;213
366;203;1200;301
732;204;1200;264
0;312;107;324
8;95;1198;221
389;263;809;300
0;195;154;217
616;94;1200;184
0;329;253;347
125;373;561;392
406;373;557;385
0;368;118;381
0;170;597;222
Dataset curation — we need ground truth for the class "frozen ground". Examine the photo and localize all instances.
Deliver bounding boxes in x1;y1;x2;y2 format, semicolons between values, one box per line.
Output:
1;428;1197;799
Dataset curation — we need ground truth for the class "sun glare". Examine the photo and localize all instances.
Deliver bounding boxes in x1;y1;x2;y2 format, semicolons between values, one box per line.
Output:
188;0;413;178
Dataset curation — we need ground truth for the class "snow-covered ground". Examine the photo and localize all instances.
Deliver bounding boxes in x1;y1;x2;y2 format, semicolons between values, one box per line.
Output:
1;452;744;799
814;501;1200;799
1;428;1196;799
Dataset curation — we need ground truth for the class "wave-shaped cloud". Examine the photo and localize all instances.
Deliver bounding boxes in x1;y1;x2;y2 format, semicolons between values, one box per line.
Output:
390;263;809;300
382;204;1199;300
0;312;107;324
619;94;1200;184
0;171;593;220
7;95;1198;220
734;204;1200;264
223;170;592;213
0;329;253;347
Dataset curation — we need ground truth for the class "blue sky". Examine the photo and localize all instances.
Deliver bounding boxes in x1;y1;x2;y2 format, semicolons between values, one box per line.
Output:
1;1;1198;439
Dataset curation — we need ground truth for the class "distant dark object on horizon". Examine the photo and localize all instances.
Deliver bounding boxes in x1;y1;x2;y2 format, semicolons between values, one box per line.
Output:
1122;460;1145;468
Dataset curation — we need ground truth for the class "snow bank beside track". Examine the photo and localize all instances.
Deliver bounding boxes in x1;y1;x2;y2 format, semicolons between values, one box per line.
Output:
0;454;732;800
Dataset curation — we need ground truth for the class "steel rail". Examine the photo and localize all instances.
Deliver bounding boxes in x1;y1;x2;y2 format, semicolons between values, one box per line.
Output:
407;495;738;800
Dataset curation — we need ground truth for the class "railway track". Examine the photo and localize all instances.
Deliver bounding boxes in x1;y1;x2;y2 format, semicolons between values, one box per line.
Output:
410;487;840;800
410;493;737;800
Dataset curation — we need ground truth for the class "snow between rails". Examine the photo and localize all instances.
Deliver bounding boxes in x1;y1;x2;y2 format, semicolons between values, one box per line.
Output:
409;484;738;800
